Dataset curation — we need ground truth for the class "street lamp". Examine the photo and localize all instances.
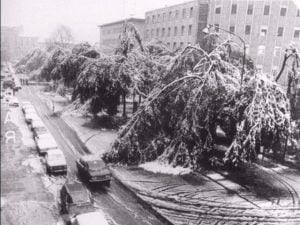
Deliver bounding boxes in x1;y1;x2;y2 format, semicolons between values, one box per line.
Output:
202;24;246;87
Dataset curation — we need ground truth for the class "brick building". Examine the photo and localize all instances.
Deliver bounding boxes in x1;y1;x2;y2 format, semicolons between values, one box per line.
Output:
98;18;145;55
144;0;209;49
207;0;300;85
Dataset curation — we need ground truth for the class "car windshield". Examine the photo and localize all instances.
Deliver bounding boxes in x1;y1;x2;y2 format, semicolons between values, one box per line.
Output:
87;160;103;170
35;127;47;134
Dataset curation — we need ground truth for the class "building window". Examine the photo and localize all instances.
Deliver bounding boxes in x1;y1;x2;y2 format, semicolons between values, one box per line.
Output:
156;28;160;37
214;24;220;32
258;45;265;56
167;42;170;48
280;7;287;16
152;15;155;23
229;25;235;33
273;47;281;57
162;28;165;37
168;27;171;37
181;25;185;35
190;7;193;17
175;10;179;19
169;11;172;19
180;42;184;48
188;25;192;35
294;28;300;39
174;26;178;36
215;6;221;14
157;14;160;22
264;5;270;15
245;25;251;35
182;8;186;18
297;9;300;17
146;16;150;24
231;4;237;14
163;13;166;21
277;27;284;37
151;29;154;38
247;4;253;15
173;42;177;49
260;26;268;37
145;30;149;38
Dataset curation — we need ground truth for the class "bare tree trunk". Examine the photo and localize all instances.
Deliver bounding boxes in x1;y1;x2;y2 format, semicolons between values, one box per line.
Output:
132;89;137;113
139;94;142;104
122;92;126;118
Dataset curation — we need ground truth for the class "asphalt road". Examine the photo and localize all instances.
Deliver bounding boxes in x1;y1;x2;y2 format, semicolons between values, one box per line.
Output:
18;85;165;225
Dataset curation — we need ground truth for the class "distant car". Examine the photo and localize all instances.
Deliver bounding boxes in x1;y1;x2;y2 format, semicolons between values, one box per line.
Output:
35;133;58;155
25;112;40;124
45;149;67;174
23;105;36;114
9;96;19;107
71;211;109;225
76;155;112;185
21;101;32;111
60;180;94;216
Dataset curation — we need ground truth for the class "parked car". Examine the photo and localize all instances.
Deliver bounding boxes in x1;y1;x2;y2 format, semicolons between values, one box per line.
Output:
21;101;32;112
9;96;19;107
35;133;58;155
31;120;48;138
23;105;36;114
70;211;109;225
60;180;93;216
76;155;112;185
25;112;40;124
45;149;67;174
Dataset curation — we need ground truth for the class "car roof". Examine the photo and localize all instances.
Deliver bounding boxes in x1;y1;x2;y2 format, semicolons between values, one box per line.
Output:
64;181;90;203
76;211;109;225
47;149;64;155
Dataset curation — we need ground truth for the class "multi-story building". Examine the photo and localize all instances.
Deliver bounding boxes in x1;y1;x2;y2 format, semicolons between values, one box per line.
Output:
207;0;300;85
98;18;145;55
1;26;22;62
1;26;38;62
144;0;209;49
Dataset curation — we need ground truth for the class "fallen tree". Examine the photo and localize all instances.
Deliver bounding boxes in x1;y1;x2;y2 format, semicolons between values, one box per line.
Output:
103;40;290;168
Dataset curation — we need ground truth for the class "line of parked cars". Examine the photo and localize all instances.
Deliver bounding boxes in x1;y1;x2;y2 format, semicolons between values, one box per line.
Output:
21;100;111;225
22;101;68;174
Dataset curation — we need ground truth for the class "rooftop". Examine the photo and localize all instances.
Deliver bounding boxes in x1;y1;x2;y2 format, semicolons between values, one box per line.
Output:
98;17;145;28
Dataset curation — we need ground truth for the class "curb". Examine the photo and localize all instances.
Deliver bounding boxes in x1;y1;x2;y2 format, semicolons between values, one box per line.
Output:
110;168;174;225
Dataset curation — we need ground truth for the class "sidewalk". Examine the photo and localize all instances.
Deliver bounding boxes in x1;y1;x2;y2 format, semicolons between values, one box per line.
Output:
40;91;300;225
1;100;60;225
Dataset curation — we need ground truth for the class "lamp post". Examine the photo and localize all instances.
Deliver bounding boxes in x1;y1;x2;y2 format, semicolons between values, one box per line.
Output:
202;24;246;87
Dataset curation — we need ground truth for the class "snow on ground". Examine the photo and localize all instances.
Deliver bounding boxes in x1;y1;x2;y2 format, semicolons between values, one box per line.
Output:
9;107;35;148
1;197;7;208
139;161;191;175
1;200;58;225
22;156;44;174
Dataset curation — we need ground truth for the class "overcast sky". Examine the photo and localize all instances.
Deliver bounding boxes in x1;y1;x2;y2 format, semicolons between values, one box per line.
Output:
1;0;189;44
